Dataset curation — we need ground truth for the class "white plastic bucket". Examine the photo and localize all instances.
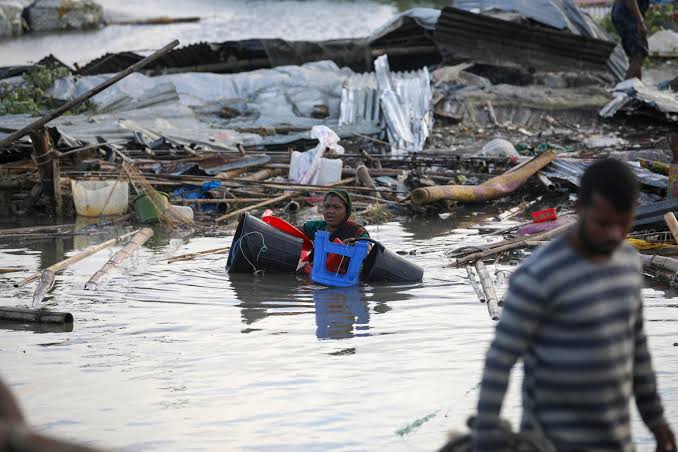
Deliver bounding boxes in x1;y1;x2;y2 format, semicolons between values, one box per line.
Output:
71;180;129;217
316;158;343;185
289;152;343;185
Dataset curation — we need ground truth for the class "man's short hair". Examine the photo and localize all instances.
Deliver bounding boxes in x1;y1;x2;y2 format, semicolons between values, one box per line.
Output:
579;159;639;211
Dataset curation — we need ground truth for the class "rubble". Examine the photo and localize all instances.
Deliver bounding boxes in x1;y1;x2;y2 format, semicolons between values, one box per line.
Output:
0;2;23;38
25;0;103;32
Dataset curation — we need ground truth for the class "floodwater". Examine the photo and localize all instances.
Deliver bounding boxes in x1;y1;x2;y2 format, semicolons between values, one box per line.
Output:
0;0;447;67
1;212;676;451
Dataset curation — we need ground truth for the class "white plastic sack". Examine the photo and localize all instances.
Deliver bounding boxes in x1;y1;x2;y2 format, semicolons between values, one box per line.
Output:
479;138;519;159
289;125;344;185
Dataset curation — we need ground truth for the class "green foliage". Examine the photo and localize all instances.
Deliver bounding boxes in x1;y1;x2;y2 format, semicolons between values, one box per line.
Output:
0;64;94;116
646;3;676;35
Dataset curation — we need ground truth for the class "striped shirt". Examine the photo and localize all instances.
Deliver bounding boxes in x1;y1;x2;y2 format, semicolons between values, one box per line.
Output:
473;237;666;452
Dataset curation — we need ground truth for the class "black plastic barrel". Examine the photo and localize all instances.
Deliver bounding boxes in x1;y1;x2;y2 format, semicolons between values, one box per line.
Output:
227;213;303;274
360;240;424;283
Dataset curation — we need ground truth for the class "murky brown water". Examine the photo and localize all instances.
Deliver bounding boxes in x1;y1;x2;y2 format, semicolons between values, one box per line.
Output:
1;210;676;451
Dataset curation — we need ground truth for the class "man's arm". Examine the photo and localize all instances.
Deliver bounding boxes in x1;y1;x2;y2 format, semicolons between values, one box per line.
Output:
632;302;676;451
622;0;648;35
472;268;546;451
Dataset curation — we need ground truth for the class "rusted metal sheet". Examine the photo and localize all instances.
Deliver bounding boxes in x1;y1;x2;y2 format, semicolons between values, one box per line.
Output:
434;7;616;73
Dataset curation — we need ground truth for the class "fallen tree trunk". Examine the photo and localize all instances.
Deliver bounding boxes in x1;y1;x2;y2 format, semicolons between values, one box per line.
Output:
411;150;556;205
84;228;154;290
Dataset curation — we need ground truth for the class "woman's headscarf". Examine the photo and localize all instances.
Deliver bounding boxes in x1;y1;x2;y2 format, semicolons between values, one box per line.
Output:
324;189;352;224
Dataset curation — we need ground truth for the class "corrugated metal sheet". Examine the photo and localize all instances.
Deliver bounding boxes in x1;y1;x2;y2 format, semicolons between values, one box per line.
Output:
448;0;626;79
339;56;432;154
541;159;668;190
600;78;678;120
435;7;616;73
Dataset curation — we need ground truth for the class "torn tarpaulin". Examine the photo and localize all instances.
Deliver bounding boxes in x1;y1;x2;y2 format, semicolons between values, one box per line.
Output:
599;78;678;121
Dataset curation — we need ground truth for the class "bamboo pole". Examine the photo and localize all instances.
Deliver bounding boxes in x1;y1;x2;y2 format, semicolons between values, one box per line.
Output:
32;270;55;308
215;191;299;223
475;261;501;321
15;230;138;288
456;221;573;267
0;306;73;324
0;268;25;274
664;212;678;245
167;246;229;263
466;266;486;303
84;228;154;290
0;40;180;147
215;177;355;223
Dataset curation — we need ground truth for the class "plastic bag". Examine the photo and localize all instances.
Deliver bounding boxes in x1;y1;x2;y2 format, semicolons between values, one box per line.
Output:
288;125;344;185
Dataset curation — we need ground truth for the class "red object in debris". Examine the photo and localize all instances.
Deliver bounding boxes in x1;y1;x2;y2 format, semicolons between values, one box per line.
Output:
532;208;558;223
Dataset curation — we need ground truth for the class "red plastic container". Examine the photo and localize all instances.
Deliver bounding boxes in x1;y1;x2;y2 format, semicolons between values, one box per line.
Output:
532;208;558;223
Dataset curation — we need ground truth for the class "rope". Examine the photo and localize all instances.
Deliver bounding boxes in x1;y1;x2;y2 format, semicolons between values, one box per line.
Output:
237;231;268;277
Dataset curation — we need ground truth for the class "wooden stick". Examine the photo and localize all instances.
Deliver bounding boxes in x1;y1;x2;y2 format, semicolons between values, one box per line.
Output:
15;230;138;288
167;246;229;263
0;268;26;274
356;164;381;199
0;224;75;234
0;40;180;147
664;212;678;245
58;140;127;158
475;261;501;321
215;191;299;223
84;228;154;290
215;177;355;223
456;222;573;267
180;198;272;205
352;132;390;147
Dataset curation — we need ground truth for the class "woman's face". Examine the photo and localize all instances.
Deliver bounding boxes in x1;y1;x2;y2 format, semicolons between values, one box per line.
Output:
322;195;347;228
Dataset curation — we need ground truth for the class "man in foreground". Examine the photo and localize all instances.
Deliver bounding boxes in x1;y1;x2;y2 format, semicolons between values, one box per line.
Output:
472;159;676;451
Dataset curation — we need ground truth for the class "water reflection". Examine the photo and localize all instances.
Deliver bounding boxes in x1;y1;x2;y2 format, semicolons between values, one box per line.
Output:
0;320;74;334
314;286;369;340
229;272;421;339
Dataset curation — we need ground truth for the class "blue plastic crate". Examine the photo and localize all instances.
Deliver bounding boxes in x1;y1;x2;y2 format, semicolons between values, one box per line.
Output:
310;231;369;287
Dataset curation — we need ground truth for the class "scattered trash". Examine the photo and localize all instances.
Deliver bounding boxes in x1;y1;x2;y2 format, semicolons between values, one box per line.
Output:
531;208;557;223
649;29;678;58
